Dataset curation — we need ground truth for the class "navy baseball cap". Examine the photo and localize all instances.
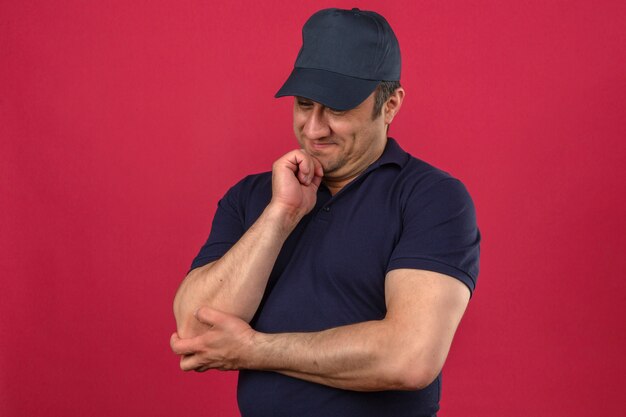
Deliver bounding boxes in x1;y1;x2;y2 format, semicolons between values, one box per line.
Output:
275;8;401;111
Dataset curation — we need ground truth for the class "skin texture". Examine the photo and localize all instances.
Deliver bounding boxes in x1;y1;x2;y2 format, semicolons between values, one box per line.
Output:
171;87;472;391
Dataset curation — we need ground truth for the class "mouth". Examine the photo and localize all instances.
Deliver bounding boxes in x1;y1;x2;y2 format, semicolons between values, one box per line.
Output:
310;141;336;151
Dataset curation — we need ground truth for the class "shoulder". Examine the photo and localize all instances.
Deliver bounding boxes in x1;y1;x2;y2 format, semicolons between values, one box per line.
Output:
390;151;480;290
390;150;474;210
220;172;272;228
230;171;272;189
224;171;273;200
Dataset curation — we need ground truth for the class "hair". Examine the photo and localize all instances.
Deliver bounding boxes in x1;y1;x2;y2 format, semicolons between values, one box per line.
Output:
372;80;402;119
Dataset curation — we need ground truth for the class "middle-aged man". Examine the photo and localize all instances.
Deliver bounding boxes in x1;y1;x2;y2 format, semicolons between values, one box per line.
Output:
171;7;480;417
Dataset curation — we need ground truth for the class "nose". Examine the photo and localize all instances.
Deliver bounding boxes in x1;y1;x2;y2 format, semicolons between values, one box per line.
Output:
302;104;331;140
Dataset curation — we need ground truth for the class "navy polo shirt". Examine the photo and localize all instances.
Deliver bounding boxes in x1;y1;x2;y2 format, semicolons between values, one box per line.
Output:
191;138;480;417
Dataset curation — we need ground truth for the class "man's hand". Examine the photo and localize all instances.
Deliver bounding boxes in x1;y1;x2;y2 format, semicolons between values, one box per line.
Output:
170;307;256;372
270;149;323;222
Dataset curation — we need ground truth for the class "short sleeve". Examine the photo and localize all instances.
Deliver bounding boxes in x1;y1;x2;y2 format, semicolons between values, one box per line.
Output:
387;178;481;294
189;184;245;271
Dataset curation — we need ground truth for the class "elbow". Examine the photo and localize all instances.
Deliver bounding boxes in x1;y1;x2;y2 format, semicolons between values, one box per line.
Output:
396;366;440;391
172;266;212;336
386;351;442;391
173;264;215;315
172;277;192;325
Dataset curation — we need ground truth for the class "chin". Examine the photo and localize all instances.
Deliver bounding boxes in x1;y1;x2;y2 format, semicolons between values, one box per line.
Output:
320;159;343;175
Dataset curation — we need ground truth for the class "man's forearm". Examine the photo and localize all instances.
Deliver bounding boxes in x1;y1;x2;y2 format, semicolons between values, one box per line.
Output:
174;149;323;338
173;203;300;337
242;319;440;392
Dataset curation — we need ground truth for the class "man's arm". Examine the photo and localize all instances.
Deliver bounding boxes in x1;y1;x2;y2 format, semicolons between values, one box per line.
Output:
173;150;323;338
171;268;470;391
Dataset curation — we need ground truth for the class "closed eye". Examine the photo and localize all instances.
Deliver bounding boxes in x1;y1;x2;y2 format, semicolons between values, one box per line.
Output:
327;107;346;115
296;97;314;108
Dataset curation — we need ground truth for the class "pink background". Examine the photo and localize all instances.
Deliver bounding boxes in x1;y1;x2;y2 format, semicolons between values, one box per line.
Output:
2;1;625;415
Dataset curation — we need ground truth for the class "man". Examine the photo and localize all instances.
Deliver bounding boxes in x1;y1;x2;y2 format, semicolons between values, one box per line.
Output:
171;8;480;417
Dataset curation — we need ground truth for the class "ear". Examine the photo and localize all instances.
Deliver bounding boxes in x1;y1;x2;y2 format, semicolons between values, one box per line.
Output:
384;87;405;125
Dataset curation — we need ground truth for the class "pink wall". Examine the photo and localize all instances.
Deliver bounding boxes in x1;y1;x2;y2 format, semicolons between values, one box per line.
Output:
2;1;625;415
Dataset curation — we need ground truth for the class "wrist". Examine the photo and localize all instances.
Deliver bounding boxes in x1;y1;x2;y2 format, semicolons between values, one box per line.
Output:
264;201;305;234
238;330;270;370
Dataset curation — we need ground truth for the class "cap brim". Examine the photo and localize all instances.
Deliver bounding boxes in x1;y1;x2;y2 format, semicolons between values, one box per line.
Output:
275;67;380;111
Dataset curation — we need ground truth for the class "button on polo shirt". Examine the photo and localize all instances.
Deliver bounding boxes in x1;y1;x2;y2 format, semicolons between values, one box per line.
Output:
190;138;480;417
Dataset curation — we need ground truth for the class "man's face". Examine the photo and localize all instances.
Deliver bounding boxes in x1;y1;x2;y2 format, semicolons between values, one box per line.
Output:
293;91;388;185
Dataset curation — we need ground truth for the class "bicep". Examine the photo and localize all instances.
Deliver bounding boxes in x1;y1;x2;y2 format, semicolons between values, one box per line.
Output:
384;268;470;376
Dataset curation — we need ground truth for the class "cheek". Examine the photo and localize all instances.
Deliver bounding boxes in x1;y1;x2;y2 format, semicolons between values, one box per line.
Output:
326;119;352;142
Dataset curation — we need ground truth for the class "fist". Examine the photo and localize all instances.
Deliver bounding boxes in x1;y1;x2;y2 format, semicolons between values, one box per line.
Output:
270;149;323;220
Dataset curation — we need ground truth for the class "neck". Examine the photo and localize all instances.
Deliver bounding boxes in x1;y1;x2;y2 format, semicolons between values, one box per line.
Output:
323;176;358;196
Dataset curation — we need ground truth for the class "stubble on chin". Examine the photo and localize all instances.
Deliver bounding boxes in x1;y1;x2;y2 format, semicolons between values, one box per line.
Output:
318;157;345;177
